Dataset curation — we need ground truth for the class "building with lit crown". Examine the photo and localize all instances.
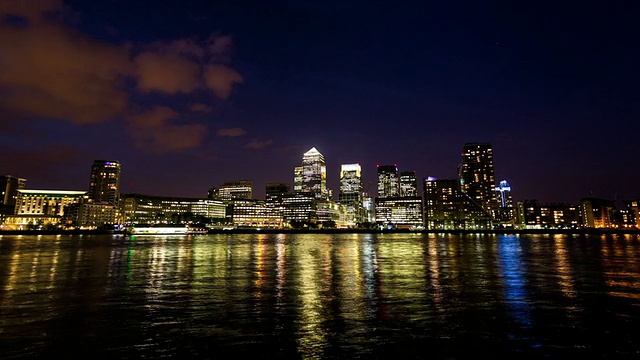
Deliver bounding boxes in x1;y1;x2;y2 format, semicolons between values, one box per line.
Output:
493;180;515;224
300;147;328;199
89;160;121;205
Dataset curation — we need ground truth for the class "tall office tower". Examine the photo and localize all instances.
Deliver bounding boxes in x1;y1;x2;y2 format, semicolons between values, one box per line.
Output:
339;164;364;225
400;171;418;197
458;143;497;213
294;166;303;193
301;147;327;199
89;160;121;205
1;175;26;208
218;180;253;201
377;165;400;198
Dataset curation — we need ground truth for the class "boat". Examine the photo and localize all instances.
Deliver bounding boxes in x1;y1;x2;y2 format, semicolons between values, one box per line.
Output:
128;226;188;235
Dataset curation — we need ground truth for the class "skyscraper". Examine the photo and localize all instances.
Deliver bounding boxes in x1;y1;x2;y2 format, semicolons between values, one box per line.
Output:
493;180;515;223
400;171;418;197
458;143;496;213
339;164;364;225
423;177;464;230
494;180;513;208
301;147;327;199
377;165;399;198
89;160;121;205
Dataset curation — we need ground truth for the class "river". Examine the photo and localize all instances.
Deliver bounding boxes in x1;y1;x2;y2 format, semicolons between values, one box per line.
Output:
1;233;639;358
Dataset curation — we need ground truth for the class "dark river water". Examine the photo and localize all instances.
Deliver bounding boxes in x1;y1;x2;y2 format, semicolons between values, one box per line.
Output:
1;233;639;359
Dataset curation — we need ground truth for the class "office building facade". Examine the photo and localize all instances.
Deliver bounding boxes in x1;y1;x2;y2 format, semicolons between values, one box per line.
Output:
339;163;364;226
301;147;327;199
377;165;400;198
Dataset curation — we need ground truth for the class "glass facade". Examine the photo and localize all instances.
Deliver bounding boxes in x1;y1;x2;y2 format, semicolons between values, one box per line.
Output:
339;164;364;226
377;165;399;198
301;147;327;199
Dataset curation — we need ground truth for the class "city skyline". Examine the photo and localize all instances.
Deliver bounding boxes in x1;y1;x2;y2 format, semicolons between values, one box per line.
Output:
1;1;639;204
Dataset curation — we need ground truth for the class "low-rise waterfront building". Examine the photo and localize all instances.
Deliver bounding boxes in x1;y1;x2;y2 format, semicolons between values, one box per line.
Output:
374;196;423;229
120;194;226;225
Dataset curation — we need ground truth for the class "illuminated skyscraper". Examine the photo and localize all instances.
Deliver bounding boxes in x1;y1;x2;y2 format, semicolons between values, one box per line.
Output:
301;147;327;199
339;163;364;225
377;165;399;198
458;143;496;213
89;160;121;205
494;180;513;208
493;180;515;224
400;171;418;197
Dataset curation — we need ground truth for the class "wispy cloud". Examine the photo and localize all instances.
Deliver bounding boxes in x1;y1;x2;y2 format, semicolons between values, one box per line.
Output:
246;139;274;149
217;127;246;137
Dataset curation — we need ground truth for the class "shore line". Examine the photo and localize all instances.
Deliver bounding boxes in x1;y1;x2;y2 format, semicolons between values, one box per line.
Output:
1;229;639;236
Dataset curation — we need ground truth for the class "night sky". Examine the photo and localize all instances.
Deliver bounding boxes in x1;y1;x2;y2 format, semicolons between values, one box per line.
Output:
1;0;639;204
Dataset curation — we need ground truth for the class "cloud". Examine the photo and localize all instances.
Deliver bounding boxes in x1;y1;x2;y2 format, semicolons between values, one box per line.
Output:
204;64;243;99
0;2;243;153
207;35;233;62
134;51;200;94
0;143;84;182
246;139;274;149
217;127;246;137
128;106;207;152
190;103;213;113
0;7;132;124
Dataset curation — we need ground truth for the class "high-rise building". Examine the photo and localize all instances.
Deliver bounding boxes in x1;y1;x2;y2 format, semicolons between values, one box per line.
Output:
400;171;418;197
458;143;496;214
217;180;253;202
423;177;464;230
339;164;364;225
1;175;26;214
493;180;515;223
89;160;121;205
301;147;327;199
377;165;399;198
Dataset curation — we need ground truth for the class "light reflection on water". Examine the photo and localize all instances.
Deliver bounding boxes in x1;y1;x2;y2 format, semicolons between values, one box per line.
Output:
1;233;640;358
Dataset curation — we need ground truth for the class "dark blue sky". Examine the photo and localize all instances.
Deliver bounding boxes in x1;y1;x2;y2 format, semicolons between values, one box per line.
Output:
1;0;639;203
